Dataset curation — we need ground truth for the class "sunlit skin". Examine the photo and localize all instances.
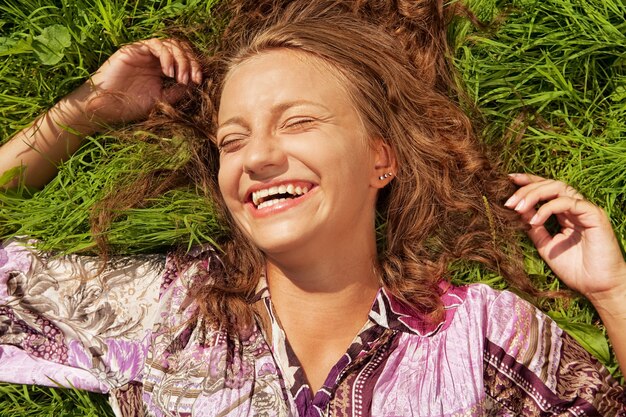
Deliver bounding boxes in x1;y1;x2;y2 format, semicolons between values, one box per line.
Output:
216;50;396;392
217;50;389;265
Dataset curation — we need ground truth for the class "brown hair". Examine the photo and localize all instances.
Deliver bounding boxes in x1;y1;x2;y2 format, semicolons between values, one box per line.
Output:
95;0;535;334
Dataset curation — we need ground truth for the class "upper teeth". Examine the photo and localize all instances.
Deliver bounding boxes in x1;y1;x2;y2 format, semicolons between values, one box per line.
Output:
252;183;310;207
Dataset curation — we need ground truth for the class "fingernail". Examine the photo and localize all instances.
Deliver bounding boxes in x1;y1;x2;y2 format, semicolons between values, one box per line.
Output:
508;173;521;177
529;214;539;225
514;199;525;211
504;195;518;208
168;65;175;78
194;69;202;84
182;73;189;85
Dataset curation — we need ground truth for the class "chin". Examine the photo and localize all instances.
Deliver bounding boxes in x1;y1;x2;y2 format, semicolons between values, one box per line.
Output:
252;235;307;257
247;226;318;260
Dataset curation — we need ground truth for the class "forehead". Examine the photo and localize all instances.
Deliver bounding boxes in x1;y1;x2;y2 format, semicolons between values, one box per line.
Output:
218;49;354;121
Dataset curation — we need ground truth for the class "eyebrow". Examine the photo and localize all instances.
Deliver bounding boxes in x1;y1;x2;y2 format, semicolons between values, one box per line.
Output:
217;100;331;130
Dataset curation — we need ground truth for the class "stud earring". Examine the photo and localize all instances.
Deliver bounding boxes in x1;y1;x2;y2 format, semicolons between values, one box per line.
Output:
378;172;393;180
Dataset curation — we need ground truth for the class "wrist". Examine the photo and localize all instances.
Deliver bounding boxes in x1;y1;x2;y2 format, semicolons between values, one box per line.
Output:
587;270;626;318
590;292;626;320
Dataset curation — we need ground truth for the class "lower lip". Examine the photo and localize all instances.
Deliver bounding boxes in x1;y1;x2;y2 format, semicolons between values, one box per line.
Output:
247;187;317;218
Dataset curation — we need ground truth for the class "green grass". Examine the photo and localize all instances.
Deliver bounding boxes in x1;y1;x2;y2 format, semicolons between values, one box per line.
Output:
0;135;227;254
1;0;625;414
451;0;626;381
0;384;114;417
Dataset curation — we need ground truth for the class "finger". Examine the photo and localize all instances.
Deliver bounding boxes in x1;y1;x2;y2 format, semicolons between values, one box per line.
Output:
190;58;203;84
505;174;548;208
518;206;537;224
519;205;570;254
514;201;582;231
505;178;551;208
140;38;175;79
554;212;583;230
505;178;583;212
526;221;553;252
519;181;583;212
164;39;191;85
528;196;601;228
174;40;203;84
508;172;546;186
516;202;553;252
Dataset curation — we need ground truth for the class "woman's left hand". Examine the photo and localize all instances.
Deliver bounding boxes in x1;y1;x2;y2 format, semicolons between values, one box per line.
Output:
505;173;626;307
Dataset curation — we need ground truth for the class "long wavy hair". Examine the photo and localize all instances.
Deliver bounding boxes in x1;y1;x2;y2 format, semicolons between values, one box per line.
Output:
95;0;534;334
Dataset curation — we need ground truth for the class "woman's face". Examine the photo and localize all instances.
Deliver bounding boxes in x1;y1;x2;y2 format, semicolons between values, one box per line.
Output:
216;49;387;257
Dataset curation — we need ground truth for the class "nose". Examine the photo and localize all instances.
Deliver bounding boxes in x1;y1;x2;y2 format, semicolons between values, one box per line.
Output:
242;132;287;177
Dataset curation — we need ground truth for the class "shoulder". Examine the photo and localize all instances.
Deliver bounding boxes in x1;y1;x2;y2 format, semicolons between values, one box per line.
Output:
1;239;168;301
1;238;167;274
457;284;625;414
0;239;176;389
372;282;532;337
442;284;626;413
433;282;542;336
147;244;226;336
160;244;223;296
379;281;556;340
452;283;562;346
443;283;570;358
431;282;572;364
0;238;225;310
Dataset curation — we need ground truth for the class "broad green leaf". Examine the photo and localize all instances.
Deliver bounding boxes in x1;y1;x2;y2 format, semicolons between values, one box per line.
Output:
32;24;72;65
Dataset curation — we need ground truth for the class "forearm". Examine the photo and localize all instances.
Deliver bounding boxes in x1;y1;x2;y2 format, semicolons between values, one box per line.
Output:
0;83;99;189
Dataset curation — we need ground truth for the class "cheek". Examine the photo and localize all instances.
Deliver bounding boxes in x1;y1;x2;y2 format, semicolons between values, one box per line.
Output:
217;165;236;204
217;160;249;223
339;143;375;175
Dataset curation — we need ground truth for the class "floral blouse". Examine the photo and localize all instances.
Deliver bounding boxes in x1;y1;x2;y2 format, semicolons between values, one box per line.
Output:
0;240;624;417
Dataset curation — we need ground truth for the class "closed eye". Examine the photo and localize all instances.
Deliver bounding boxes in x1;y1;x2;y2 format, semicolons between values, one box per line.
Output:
218;134;247;153
283;118;316;130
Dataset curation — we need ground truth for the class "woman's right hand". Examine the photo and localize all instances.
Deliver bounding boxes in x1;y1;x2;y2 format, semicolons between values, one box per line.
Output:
79;38;203;125
0;38;202;189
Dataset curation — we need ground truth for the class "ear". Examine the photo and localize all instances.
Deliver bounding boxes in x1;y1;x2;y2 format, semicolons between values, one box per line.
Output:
370;138;397;189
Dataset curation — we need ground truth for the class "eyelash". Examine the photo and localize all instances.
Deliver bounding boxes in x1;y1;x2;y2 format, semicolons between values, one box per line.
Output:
218;135;245;153
284;118;315;129
217;118;316;152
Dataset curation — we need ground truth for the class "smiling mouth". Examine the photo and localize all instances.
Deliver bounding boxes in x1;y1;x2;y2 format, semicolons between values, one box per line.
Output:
251;183;312;209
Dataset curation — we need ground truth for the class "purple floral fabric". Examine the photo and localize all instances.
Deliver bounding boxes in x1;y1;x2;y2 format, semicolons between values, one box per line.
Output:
1;240;625;417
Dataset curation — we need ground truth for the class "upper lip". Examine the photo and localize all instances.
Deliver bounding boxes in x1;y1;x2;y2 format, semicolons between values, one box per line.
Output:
245;179;316;206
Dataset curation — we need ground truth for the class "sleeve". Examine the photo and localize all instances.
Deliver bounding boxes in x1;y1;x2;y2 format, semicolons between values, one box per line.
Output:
482;287;626;416
0;239;167;394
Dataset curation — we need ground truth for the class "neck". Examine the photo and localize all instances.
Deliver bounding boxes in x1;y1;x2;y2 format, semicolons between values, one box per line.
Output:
266;255;380;306
262;227;382;394
264;231;380;330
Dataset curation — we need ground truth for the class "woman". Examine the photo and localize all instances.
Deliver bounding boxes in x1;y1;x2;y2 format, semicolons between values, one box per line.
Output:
1;1;625;416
